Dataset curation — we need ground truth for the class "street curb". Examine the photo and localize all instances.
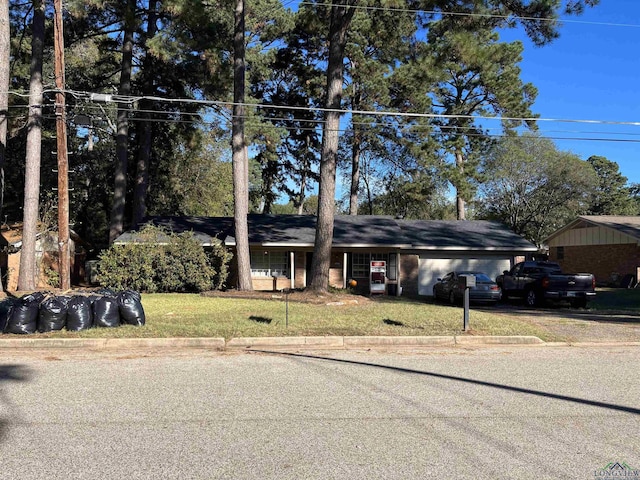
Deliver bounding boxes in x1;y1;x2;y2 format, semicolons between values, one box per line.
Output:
227;336;344;348
454;335;544;345
344;336;455;347
0;336;638;350
0;337;226;350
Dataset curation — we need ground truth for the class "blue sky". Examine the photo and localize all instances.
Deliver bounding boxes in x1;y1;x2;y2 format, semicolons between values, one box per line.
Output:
284;1;640;190
501;0;640;184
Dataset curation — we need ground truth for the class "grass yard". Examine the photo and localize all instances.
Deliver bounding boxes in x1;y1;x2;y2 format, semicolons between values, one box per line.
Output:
30;293;562;342
590;287;640;312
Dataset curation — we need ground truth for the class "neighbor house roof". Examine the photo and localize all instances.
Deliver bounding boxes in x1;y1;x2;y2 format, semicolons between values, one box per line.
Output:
113;216;233;246
544;215;640;244
115;215;537;252
0;222;84;250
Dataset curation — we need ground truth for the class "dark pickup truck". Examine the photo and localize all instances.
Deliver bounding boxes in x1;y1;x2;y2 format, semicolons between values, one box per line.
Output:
496;261;596;308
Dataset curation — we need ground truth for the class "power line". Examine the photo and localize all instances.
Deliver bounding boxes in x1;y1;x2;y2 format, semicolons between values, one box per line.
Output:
297;1;640;28
7;89;640;145
71;103;640;141
57;89;640;128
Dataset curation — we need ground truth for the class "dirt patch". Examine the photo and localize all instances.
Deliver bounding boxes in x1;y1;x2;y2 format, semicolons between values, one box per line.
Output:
202;289;373;305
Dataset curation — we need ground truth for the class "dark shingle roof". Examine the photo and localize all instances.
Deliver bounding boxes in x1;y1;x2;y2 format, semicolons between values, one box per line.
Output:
400;219;537;250
114;215;536;251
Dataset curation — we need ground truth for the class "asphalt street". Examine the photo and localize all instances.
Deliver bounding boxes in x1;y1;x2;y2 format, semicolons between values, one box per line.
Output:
0;346;638;480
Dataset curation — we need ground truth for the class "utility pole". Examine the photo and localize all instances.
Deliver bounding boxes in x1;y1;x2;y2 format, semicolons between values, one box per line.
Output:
54;0;70;290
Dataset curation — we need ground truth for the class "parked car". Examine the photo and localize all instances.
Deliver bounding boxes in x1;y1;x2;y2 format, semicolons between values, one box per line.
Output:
496;261;596;308
432;271;502;305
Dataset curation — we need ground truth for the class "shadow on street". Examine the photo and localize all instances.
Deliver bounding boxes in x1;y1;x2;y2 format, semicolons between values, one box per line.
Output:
255;350;640;416
0;364;32;444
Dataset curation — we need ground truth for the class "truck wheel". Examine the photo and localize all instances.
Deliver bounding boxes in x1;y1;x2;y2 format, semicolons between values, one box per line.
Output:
525;289;538;307
449;291;456;305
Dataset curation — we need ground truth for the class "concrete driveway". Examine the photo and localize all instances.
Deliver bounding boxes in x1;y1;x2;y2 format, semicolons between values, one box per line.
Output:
483;301;640;343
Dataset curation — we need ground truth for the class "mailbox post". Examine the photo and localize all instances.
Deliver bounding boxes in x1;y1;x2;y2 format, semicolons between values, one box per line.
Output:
459;274;476;332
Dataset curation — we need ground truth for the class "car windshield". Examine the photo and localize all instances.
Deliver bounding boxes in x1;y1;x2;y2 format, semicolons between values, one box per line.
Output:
542;267;562;274
457;272;492;283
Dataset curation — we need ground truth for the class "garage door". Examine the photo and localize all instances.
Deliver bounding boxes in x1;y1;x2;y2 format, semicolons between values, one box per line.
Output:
418;255;512;296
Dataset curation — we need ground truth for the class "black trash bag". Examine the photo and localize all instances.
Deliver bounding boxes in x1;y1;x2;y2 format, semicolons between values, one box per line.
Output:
38;297;68;333
95;288;117;298
87;294;102;305
21;291;46;304
93;296;120;328
5;297;41;334
0;298;19;334
56;295;73;307
117;290;145;326
66;296;94;331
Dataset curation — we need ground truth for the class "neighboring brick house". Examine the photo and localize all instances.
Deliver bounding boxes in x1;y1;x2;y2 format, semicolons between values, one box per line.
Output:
545;215;640;286
116;215;537;296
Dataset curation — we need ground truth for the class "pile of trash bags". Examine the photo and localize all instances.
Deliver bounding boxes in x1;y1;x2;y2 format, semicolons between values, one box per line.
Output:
0;289;145;335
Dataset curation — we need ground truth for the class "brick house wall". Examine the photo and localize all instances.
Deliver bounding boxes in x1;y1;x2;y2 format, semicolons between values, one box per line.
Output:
252;276;291;291
294;252;306;289
328;251;344;288
549;243;640;285
400;254;419;296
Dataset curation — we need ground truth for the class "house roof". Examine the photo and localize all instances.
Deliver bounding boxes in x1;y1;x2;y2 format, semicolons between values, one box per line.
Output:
115;215;537;252
545;215;640;243
399;219;537;250
0;222;83;249
113;216;233;246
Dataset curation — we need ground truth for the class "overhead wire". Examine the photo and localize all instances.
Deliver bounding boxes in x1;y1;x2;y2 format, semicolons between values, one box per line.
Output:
47;89;640;128
296;1;640;28
7;90;636;146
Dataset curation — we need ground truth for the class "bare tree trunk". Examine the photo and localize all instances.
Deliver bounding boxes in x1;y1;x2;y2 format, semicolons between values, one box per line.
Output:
296;173;307;215
54;0;70;290
349;126;361;215
363;172;373;215
17;0;45;291
232;0;252;290
0;0;9;291
309;1;355;293
109;0;136;244
132;0;158;227
455;150;466;220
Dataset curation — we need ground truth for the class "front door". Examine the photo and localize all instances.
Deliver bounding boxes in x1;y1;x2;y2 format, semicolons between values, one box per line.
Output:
305;252;313;288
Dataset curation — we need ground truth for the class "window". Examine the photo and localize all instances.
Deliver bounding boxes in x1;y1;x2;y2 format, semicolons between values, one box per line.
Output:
352;253;370;278
250;251;289;277
351;253;389;278
387;253;397;281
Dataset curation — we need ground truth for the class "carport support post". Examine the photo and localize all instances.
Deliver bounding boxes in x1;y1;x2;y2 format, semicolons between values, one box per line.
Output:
463;287;470;332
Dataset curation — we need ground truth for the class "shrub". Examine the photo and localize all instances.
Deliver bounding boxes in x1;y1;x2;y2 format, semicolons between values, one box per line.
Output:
97;225;232;293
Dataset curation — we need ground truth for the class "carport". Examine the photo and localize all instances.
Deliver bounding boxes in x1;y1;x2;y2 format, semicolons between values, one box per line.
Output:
397;219;538;297
418;254;512;296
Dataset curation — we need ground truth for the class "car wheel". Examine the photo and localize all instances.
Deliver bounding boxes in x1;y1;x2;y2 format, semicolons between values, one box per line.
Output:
449;291;456;305
433;288;438;302
525;289;538;307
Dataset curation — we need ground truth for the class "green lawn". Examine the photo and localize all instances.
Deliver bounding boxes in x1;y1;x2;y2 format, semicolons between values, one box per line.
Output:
28;293;562;341
590;287;640;312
